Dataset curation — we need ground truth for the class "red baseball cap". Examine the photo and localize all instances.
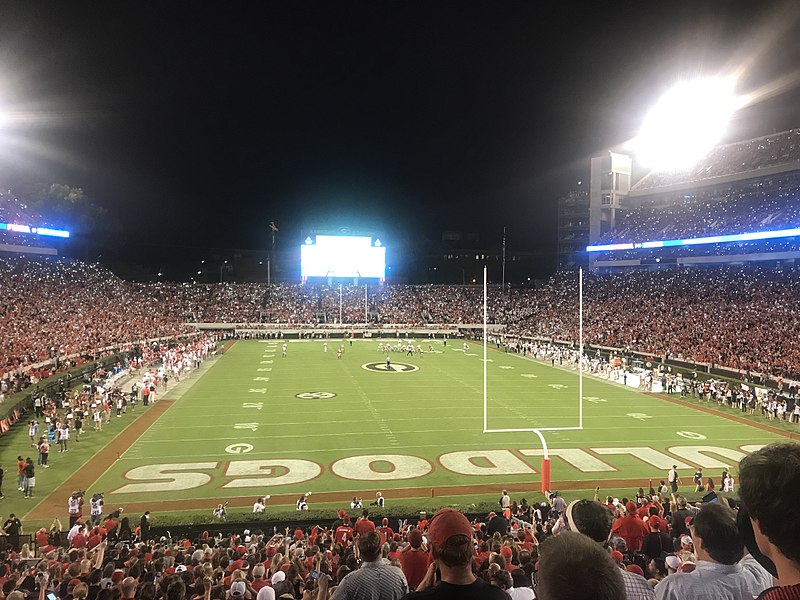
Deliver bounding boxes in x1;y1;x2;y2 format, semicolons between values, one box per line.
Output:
626;564;645;577
408;529;423;548
610;551;624;563
427;508;473;549
625;502;637;513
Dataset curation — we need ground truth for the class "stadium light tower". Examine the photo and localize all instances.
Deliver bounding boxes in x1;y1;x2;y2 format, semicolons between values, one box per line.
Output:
628;76;742;170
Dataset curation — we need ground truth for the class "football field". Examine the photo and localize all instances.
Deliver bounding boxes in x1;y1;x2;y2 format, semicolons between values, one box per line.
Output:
13;338;786;524
74;339;782;513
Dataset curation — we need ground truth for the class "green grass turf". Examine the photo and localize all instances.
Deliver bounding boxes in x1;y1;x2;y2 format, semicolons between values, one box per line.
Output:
79;340;782;510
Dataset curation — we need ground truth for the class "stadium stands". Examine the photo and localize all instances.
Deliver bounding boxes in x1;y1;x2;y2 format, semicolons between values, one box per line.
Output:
590;129;800;267
595;172;800;247
631;128;800;192
0;258;193;377
3;257;800;384
4;477;782;600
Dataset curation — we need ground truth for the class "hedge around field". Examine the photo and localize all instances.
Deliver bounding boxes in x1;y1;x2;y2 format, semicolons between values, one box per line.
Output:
149;500;499;529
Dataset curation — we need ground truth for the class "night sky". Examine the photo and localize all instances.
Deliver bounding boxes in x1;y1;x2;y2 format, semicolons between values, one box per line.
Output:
1;2;799;260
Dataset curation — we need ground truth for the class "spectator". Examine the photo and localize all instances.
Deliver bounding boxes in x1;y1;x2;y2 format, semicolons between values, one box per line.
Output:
536;532;625;600
486;512;509;537
402;508;508;599
612;502;649;552
353;510;376;538
331;531;408;600
654;502;762;600
739;442;800;600
564;499;654;600
399;529;428;591
641;519;673;563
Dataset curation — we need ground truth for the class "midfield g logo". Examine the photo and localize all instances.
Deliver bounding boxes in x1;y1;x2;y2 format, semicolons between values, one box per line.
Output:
361;361;419;373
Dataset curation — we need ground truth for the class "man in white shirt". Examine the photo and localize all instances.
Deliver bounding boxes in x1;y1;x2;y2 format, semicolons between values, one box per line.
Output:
253;496;269;513
654;503;763;600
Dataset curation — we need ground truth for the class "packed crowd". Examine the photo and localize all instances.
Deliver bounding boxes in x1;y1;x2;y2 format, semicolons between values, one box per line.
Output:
503;264;800;380
595;172;800;247
632;128;800;191
5;257;800;383
0;258;195;377
0;442;795;600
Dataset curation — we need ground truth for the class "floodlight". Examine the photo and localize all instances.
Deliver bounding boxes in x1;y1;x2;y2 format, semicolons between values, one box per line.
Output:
629;76;741;170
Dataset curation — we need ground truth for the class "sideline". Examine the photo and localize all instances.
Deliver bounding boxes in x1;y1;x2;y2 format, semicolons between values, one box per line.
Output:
479;341;799;441
24;353;225;522
63;475;674;516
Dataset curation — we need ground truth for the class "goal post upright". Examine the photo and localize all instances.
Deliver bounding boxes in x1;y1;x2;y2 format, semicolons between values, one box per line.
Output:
579;266;583;429
483;265;488;432
482;267;585;495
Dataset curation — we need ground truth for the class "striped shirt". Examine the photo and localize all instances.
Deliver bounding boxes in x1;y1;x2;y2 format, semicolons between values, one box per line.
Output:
758;584;800;600
331;559;409;600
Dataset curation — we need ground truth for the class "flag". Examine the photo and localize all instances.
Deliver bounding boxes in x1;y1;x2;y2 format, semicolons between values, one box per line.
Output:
269;222;279;232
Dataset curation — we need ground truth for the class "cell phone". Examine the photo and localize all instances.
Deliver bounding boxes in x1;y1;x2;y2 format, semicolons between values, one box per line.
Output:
47;594;57;600
701;491;718;503
310;571;318;580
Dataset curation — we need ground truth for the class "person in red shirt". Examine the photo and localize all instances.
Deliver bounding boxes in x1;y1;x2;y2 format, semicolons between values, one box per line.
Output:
250;565;268;592
335;516;354;545
474;540;491;568
611;502;650;551
71;528;87;549
103;512;119;538
87;528;103;550
399;529;428;591
35;528;50;549
353;510;375;538
377;518;394;541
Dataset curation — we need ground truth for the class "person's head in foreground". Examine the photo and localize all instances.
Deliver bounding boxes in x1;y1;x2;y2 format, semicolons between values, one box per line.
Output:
427;508;475;571
535;532;625;600
689;502;743;565
739;441;800;584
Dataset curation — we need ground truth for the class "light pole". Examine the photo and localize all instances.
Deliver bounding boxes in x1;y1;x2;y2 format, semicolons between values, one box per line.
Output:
219;260;228;283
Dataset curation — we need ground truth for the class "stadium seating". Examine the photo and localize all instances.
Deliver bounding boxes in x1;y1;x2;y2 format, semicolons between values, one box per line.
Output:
632;128;800;192
594;172;800;251
3;257;800;385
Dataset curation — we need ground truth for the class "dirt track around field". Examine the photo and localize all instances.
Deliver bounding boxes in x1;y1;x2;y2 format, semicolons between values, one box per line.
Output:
27;477;671;516
24;398;177;521
26;341;798;521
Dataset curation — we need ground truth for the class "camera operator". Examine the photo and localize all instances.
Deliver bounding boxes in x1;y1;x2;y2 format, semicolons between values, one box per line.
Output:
90;493;104;526
68;491;84;528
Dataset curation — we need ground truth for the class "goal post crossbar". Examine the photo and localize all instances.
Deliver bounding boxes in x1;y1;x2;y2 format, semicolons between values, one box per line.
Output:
483;427;583;434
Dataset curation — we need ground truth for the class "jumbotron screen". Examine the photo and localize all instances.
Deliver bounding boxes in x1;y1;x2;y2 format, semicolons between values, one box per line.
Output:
300;235;385;278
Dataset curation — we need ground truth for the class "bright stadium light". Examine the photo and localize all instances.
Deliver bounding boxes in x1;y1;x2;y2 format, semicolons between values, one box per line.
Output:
629;76;741;170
